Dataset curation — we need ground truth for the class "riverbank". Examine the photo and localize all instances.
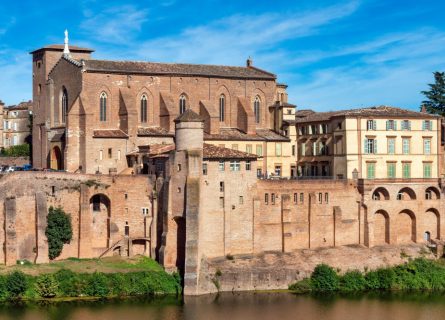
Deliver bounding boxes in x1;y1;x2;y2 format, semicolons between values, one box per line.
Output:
0;256;181;301
289;257;445;293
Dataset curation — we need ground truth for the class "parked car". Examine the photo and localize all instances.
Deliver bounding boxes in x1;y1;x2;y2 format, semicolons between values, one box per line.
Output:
13;166;24;171
22;164;32;171
4;166;14;173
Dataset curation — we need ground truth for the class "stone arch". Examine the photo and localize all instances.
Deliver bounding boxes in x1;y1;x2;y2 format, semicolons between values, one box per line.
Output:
137;87;155;125
179;92;189;114
423;208;440;241
50;146;63;170
397;209;416;244
397;187;416;200
98;86;112;123
374;210;390;245
90;194;111;249
59;86;68;125
251;88;266;127
425;187;440;200
372;187;390;200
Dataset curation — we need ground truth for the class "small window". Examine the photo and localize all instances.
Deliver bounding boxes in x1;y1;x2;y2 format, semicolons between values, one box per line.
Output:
274;165;282;176
292;145;295;156
118;150;121;161
246;145;252;154
397;192;403;200
179;94;187;114
424;139;431;155
425;190;432;200
108;148;112;159
124;193;128;199
219;161;225;172
220;181;225;192
219;197;224;208
239;196;244;205
275;143;282;156
300;193;304;203
246;161;251;171
51;186;56;196
257;168;262;177
386;120;396;130
318;193;322;204
230;160;240;171
177;164;182;171
177;187;181;193
293;193;298;204
265;193;269;204
402;138;410;155
422;120;432;131
401;120;411;131
271;193;276;205
203;163;208;175
99;150;103;160
325;193;329;204
142;208;150;216
367;120;376;130
256;145;263;157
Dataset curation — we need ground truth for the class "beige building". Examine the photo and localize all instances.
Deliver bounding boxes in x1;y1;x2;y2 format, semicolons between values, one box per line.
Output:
2;101;32;149
295;106;441;179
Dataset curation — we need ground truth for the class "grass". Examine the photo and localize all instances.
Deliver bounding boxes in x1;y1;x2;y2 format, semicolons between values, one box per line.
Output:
0;255;163;276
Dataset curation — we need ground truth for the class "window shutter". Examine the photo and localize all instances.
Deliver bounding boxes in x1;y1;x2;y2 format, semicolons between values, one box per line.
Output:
372;120;376;131
394;121;397;130
374;139;377;154
408;121;411;130
386;120;389;130
422;120;426;131
364;138;368;154
429;120;433;131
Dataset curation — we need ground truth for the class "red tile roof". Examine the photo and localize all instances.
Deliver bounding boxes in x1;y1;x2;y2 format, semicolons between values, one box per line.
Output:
203;143;257;160
93;129;128;138
204;128;289;142
137;126;173;137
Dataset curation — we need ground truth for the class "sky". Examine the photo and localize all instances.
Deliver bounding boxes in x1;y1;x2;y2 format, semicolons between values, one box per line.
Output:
0;0;444;111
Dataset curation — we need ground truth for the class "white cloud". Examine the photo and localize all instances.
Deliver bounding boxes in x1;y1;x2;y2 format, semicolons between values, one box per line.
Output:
80;5;148;44
0;50;31;105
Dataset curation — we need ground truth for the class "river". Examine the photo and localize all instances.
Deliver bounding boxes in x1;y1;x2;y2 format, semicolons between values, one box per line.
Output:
0;292;444;320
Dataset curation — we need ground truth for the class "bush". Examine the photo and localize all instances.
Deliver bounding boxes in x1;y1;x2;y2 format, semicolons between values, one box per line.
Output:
6;271;27;298
0;144;30;157
85;272;110;297
311;264;339;291
35;274;58;298
53;269;83;297
340;270;366;291
289;278;312;293
45;207;73;260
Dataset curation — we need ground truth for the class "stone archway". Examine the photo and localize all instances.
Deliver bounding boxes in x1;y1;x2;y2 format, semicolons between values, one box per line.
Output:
374;210;390;245
397;209;416;244
50;146;63;170
372;187;390;200
423;208;440;241
90;194;111;249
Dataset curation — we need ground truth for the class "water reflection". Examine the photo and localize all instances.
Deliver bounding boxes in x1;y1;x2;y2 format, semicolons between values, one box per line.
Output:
0;292;445;320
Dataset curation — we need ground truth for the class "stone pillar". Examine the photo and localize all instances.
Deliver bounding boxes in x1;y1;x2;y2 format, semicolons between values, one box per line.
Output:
150;193;158;258
5;198;17;266
35;192;49;264
78;184;93;258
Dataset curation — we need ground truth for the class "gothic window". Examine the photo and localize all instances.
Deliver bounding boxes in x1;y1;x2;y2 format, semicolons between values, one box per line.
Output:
179;94;187;114
219;94;225;122
61;87;68;124
100;92;107;122
140;94;148;123
254;96;261;124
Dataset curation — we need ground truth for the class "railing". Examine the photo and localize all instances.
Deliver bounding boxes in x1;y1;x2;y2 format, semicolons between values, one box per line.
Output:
258;175;345;181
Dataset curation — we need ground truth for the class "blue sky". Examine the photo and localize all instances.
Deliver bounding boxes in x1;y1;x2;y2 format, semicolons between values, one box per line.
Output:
0;0;444;111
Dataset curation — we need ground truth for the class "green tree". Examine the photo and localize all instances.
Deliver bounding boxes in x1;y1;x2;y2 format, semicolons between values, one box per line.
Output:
6;271;27;298
421;71;445;116
310;264;339;291
45;207;73;260
35;274;58;298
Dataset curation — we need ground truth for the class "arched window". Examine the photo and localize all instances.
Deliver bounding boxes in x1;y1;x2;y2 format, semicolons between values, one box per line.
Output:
179;94;187;114
100;92;107;122
254;96;260;124
140;94;148;123
61;87;68;124
219;94;225;122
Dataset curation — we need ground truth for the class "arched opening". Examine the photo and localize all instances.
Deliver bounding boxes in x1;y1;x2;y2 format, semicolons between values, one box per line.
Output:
100;92;107;122
254;96;261;124
179;94;187;114
90;194;111;249
425;187;440;200
423;208;440;241
50;146;63;170
219;94;225;122
424;231;431;243
61;87;68;124
372;187;390;200
175;217;186;281
374;210;390;245
140;94;148;123
396;187;416;200
397;209;416;244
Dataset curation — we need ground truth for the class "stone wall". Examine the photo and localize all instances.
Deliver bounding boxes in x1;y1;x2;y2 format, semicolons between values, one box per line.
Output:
0;157;30;166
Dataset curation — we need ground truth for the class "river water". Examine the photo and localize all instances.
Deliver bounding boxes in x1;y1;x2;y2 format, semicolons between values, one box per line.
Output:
1;292;445;320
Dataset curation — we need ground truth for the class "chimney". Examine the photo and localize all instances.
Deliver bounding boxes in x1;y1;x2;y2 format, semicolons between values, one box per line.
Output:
246;56;253;67
421;105;427;113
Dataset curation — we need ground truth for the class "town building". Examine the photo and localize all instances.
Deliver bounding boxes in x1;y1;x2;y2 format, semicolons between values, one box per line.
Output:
1;101;32;149
30;34;293;176
295;106;441;179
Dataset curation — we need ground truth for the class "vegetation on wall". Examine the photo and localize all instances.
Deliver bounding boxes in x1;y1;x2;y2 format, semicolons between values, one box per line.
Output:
0;144;30;157
289;258;445;293
45;206;73;260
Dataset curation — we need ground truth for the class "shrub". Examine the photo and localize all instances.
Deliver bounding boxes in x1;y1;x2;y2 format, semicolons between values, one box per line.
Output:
311;264;339;291
53;269;83;297
340;270;366;292
35;274;58;298
45;206;73;260
289;278;312;293
0;144;30;157
85;272;110;297
6;271;27;298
